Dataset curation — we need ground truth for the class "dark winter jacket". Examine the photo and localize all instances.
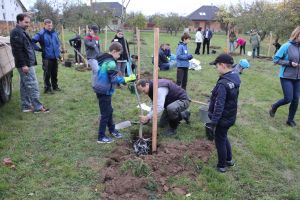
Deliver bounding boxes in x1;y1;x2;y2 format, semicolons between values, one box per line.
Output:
273;40;300;79
159;48;169;65
148;79;189;108
69;34;82;49
176;42;192;68
32;28;60;59
84;34;101;59
208;71;241;127
91;53;124;95
203;29;213;40
112;36;130;61
10;25;37;68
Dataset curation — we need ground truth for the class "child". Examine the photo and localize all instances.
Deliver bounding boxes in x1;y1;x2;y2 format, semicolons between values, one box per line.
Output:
91;42;136;143
232;59;250;74
206;53;241;172
176;33;193;90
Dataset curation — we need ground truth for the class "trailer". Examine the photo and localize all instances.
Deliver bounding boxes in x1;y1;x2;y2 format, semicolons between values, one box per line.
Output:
0;36;15;106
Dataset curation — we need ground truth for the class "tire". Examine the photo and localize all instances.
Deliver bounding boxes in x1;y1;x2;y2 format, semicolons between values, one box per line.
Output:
0;71;13;106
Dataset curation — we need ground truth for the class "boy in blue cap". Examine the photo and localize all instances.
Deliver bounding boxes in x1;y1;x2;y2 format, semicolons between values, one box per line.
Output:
206;53;241;172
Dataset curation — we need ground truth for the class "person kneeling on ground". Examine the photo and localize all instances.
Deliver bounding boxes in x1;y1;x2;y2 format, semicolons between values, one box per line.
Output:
137;79;190;136
92;42;136;144
159;44;175;70
206;53;241;173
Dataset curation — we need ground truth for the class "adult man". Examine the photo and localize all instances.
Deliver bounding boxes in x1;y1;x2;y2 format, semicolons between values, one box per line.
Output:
137;79;190;136
84;25;101;72
202;27;213;54
10;13;49;113
32;19;61;93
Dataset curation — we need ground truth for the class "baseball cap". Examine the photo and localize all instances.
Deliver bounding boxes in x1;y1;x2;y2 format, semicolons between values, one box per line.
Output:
209;53;234;65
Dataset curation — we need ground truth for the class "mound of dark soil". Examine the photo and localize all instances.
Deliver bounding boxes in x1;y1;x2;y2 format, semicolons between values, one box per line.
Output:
99;139;214;199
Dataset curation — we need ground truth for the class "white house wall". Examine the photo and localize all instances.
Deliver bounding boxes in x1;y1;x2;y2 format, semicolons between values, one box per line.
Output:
0;0;25;21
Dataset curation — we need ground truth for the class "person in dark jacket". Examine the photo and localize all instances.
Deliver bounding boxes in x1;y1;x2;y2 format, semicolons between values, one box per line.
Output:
69;33;82;65
158;44;171;70
10;13;49;113
269;26;300;127
112;30;130;76
202;28;213;54
32;19;61;94
206;53;241;173
176;33;193;90
137;79;191;136
91;42;136;143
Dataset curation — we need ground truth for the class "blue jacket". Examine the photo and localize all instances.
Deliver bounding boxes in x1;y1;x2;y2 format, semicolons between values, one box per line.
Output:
273;40;300;79
176;42;192;68
32;29;60;59
208;71;241;127
91;53;125;95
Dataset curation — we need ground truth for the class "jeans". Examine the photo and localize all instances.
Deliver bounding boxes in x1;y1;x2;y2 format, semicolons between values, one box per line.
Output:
215;125;232;168
96;93;115;139
159;63;170;71
176;67;189;90
272;78;300;122
42;58;58;90
252;46;260;58
229;42;235;53
17;67;43;111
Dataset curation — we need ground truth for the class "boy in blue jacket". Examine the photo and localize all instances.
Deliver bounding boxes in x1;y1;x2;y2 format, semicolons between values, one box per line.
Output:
92;42;136;143
176;33;193;90
206;54;241;172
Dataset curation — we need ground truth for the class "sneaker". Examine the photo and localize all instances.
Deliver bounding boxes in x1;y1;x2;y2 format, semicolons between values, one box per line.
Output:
226;160;235;167
181;111;191;124
269;105;276;117
161;128;177;136
34;106;50;113
22;108;33;113
217;167;226;173
286;120;297;127
110;130;123;139
75;63;79;65
97;136;113;144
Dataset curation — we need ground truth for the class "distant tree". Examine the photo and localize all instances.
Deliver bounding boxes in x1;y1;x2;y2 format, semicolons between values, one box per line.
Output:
126;12;147;31
163;13;189;36
216;5;235;34
33;0;59;26
149;14;166;28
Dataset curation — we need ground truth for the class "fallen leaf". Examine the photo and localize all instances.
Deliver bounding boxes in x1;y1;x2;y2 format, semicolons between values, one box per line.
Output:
3;158;13;166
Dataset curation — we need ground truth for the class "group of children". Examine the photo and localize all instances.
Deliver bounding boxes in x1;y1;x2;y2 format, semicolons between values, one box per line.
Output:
87;27;250;173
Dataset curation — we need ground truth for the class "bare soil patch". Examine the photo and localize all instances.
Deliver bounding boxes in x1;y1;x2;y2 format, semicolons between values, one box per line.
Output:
99;135;214;199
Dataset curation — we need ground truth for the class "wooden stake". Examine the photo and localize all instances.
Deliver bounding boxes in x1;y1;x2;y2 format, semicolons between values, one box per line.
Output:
136;27;141;79
61;25;66;60
104;26;108;51
79;26;81;35
267;31;273;57
152;27;159;153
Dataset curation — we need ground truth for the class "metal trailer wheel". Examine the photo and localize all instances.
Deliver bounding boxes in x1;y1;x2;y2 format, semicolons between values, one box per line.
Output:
0;71;12;105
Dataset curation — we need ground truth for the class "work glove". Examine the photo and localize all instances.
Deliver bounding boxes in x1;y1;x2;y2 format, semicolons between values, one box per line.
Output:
205;123;216;141
187;54;193;60
124;74;136;83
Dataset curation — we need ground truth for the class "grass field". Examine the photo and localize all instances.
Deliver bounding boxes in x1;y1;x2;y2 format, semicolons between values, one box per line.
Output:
0;30;299;199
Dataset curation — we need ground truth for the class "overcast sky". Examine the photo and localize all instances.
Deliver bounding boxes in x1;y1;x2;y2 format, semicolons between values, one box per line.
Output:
23;0;279;15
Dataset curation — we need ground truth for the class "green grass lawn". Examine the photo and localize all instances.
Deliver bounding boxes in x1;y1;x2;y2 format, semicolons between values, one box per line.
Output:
0;30;299;199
